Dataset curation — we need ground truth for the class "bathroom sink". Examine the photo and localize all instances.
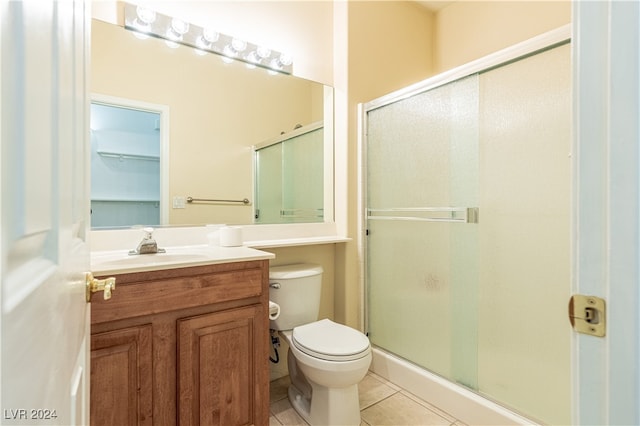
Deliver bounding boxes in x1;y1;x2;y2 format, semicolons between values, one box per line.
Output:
91;245;274;275
91;250;212;274
95;252;211;267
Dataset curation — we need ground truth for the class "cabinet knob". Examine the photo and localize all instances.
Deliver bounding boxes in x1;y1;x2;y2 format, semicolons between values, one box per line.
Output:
86;273;117;302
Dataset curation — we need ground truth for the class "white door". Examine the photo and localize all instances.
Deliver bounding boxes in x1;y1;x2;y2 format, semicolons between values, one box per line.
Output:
1;1;91;425
573;1;640;424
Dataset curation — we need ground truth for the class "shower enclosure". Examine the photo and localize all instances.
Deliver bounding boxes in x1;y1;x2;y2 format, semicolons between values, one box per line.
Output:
363;34;571;424
254;122;324;224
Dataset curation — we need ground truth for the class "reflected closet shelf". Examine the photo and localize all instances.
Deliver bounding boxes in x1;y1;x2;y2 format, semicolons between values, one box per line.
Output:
91;198;160;203
97;150;160;162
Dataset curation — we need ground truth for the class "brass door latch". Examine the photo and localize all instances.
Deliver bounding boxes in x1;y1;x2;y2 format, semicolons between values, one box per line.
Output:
568;294;606;337
86;273;116;302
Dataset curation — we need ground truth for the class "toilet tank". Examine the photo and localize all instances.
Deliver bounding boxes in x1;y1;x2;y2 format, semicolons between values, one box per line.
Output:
269;263;323;330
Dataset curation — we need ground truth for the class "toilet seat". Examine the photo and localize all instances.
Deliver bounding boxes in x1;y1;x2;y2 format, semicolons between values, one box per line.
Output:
292;319;371;362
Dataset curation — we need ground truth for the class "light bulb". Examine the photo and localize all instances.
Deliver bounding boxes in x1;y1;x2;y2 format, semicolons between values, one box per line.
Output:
133;6;156;32
171;18;189;35
257;46;271;59
196;36;211;50
279;53;293;66
269;58;283;70
246;51;261;64
166;18;189;42
136;6;156;24
196;28;219;51
223;45;237;58
202;28;219;43
231;38;247;53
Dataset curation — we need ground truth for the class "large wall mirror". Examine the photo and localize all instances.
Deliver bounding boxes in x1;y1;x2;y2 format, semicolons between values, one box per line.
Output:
90;18;334;229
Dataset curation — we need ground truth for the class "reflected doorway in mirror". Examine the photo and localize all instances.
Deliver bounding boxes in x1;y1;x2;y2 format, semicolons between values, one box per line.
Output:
90;95;170;229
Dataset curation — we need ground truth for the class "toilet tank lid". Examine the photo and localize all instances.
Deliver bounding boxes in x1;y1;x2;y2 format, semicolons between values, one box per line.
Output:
269;263;323;279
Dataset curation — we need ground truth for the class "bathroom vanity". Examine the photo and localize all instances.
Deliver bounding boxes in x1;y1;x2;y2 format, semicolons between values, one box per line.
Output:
89;255;271;425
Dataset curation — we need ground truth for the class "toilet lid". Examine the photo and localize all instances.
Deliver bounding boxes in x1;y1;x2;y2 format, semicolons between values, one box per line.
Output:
292;319;371;362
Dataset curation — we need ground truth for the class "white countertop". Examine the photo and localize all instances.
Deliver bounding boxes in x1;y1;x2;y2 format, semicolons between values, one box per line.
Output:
90;223;351;275
91;244;275;276
245;235;350;248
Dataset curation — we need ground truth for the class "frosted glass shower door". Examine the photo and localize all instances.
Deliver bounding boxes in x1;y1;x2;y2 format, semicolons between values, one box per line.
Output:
282;127;324;222
254;125;324;223
366;75;480;386
254;143;283;224
476;43;571;425
365;42;571;424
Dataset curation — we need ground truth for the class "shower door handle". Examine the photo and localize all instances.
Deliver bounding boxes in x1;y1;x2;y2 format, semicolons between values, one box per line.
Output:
367;207;479;223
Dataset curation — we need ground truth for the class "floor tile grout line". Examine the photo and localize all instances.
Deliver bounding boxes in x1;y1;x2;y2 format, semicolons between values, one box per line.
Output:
270;372;463;426
359;390;402;413
398;389;459;423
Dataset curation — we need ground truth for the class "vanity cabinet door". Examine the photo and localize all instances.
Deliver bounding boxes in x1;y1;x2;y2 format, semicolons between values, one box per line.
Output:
177;304;269;426
90;324;153;426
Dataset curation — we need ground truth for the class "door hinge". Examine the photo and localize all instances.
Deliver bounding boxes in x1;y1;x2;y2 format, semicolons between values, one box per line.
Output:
568;294;606;337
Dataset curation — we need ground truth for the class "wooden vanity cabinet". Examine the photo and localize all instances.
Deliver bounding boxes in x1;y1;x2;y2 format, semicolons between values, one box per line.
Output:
90;260;270;426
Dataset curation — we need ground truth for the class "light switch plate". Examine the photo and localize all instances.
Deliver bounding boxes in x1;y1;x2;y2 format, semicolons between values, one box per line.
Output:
172;196;186;209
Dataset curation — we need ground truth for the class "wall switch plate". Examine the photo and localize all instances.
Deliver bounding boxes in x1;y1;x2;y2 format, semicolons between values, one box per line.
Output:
173;196;186;209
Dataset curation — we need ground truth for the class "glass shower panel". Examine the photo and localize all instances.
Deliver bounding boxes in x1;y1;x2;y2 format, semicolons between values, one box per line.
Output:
476;43;571;425
366;75;479;383
254;143;283;224
255;125;324;224
282;128;324;222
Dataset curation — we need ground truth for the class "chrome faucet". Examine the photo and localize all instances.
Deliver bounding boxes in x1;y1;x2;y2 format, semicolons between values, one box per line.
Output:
129;227;165;255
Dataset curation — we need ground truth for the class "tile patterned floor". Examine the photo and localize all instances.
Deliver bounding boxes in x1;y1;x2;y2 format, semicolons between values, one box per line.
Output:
269;372;468;426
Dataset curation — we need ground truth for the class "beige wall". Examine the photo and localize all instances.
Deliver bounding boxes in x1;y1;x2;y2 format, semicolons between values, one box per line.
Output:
435;1;571;72
348;1;436;102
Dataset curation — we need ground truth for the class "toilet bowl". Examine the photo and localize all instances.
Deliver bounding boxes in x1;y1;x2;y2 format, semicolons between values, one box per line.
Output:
269;264;372;426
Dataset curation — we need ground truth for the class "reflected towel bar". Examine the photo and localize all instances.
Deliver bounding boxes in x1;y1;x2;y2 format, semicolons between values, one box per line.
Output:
280;208;324;218
187;197;251;205
368;207;479;224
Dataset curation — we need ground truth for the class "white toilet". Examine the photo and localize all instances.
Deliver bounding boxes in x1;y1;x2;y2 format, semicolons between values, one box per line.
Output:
269;263;372;426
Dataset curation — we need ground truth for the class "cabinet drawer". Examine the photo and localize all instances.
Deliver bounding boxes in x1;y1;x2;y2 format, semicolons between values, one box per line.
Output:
92;261;267;323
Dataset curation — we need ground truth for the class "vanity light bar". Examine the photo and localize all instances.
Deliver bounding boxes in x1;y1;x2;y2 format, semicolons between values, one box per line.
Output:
123;3;293;75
